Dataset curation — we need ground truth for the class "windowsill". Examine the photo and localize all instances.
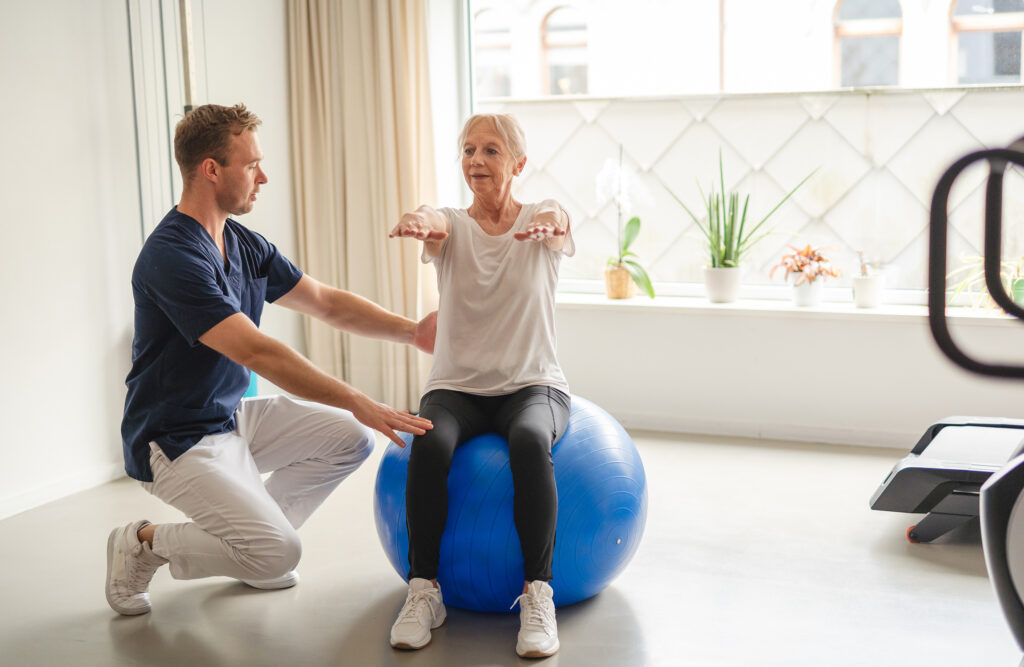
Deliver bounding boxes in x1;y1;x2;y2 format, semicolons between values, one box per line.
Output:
555;291;1022;328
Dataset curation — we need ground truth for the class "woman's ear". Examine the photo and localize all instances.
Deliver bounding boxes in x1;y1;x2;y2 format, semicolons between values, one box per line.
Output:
515;156;527;175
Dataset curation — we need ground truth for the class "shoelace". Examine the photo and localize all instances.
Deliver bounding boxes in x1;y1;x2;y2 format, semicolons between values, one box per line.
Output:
398;588;440;622
511;593;555;635
123;543;162;592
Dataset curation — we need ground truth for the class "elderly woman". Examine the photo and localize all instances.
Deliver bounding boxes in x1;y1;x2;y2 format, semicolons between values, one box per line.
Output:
387;113;573;659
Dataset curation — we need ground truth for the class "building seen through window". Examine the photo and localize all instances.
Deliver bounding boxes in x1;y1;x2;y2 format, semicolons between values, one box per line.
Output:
542;6;588;95
953;0;1024;84
472;8;512;98
835;0;902;87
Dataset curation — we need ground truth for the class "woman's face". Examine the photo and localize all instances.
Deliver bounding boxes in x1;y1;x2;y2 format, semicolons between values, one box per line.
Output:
461;120;526;202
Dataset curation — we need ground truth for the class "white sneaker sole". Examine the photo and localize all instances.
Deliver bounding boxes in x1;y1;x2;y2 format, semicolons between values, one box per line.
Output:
105;528;150;616
516;638;560;659
240;571;300;590
390;607;446;650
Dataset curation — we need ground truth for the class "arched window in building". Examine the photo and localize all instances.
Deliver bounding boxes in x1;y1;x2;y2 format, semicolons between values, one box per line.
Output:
542;6;588;95
834;0;903;87
952;0;1024;84
472;8;512;99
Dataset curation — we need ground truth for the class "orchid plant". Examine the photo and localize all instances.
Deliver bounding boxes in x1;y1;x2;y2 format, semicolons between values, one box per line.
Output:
770;244;841;285
596;145;655;298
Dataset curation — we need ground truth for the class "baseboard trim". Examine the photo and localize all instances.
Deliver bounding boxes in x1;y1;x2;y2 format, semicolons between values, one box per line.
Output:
0;463;125;521
614;412;914;451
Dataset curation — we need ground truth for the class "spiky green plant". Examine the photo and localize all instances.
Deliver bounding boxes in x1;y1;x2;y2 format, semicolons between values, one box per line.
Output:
666;151;816;268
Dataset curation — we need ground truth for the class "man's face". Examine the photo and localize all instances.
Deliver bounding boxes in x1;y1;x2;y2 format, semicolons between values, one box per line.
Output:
214;130;267;216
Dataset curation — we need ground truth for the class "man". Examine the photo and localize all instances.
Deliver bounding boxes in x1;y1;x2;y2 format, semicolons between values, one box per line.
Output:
106;103;434;615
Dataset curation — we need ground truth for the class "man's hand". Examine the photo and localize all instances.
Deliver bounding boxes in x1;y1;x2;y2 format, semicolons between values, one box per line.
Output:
390;205;449;241
348;390;432;448
412;310;437;354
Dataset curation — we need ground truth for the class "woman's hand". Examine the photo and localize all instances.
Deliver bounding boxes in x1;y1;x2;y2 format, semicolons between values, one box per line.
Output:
390;205;449;242
514;200;568;246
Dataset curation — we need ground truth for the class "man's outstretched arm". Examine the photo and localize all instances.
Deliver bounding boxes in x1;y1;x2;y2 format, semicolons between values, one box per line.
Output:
275;275;436;353
198;313;430;447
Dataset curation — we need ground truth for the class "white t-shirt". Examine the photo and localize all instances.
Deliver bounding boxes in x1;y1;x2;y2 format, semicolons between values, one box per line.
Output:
422;203;575;396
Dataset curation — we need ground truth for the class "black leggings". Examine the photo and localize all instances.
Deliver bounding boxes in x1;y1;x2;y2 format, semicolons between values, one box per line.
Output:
406;386;571;583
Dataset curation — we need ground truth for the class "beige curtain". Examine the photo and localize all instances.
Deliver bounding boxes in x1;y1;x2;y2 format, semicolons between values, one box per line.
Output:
288;0;436;410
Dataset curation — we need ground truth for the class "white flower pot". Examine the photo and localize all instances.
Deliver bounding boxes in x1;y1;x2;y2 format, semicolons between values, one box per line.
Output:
703;267;742;303
792;278;823;307
852;274;884;308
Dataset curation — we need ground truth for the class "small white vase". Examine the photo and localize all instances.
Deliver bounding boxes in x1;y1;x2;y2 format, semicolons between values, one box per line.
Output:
792;278;823;307
852;274;884;308
703;267;742;303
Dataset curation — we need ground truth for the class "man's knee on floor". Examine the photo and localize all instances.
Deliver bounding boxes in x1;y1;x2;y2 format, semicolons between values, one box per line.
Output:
231;526;302;580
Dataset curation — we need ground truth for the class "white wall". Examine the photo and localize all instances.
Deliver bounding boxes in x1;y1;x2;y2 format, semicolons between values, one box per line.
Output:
556;298;1024;450
0;0;141;518
201;0;304;376
0;0;299;519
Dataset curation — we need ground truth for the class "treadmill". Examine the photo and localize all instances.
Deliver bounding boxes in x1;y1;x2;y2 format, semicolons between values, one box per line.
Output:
913;138;1024;656
870;417;1024;542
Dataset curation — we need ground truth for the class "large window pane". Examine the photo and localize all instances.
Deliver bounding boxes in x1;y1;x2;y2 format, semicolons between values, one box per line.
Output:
958;30;1022;83
954;0;1024;16
841;35;900;86
473;9;512;98
543;7;588;95
838;0;901;21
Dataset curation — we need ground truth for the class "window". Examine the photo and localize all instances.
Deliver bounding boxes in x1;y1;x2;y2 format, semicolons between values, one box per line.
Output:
953;0;1024;84
472;8;512;98
541;6;588;95
834;0;902;87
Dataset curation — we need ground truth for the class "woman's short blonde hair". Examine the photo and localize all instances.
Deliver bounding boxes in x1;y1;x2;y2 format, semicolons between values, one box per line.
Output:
457;113;527;162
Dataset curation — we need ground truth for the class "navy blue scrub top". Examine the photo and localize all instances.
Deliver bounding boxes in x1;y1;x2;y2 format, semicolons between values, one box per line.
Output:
121;207;303;481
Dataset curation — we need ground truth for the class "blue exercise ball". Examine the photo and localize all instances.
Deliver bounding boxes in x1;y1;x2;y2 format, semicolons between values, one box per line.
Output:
373;395;648;612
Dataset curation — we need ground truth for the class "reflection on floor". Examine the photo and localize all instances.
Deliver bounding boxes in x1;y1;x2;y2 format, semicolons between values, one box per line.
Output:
0;431;1019;666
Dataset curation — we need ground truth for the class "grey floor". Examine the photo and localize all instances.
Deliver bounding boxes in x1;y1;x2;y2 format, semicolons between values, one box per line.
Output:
1;431;1020;667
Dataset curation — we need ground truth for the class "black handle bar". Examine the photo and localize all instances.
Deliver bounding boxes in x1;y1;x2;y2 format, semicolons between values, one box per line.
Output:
929;146;1024;378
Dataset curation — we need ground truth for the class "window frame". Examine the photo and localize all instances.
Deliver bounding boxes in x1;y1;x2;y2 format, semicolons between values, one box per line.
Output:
949;1;1024;85
540;5;589;96
833;0;904;88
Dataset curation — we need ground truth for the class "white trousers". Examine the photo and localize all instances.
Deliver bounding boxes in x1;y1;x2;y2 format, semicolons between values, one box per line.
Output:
142;395;374;581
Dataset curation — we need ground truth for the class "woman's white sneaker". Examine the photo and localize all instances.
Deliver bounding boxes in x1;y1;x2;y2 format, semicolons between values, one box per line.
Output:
390;578;446;649
105;520;168;615
513;580;559;658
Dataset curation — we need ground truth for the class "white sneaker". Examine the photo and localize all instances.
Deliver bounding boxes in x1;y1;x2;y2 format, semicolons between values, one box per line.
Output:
241;570;299;590
390;578;446;649
513;581;559;658
105;520;168;615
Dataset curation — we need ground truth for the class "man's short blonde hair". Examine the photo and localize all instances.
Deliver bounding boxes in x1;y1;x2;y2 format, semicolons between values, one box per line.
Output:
174;103;262;181
457;113;527;162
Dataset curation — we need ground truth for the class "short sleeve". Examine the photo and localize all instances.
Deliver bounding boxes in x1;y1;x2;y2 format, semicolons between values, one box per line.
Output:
134;239;238;346
421;208;456;265
250;230;303;301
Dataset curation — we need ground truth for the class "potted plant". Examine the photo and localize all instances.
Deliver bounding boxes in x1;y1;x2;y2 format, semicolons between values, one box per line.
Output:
605;215;655;299
852;251;885;308
770;243;841;307
946;254;1024;311
597;146;655;299
666;150;815;303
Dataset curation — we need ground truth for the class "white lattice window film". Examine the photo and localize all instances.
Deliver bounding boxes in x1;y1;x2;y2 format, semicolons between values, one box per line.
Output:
542;6;588;95
477;89;1024;294
953;0;1024;84
835;0;902;87
473;9;512;98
